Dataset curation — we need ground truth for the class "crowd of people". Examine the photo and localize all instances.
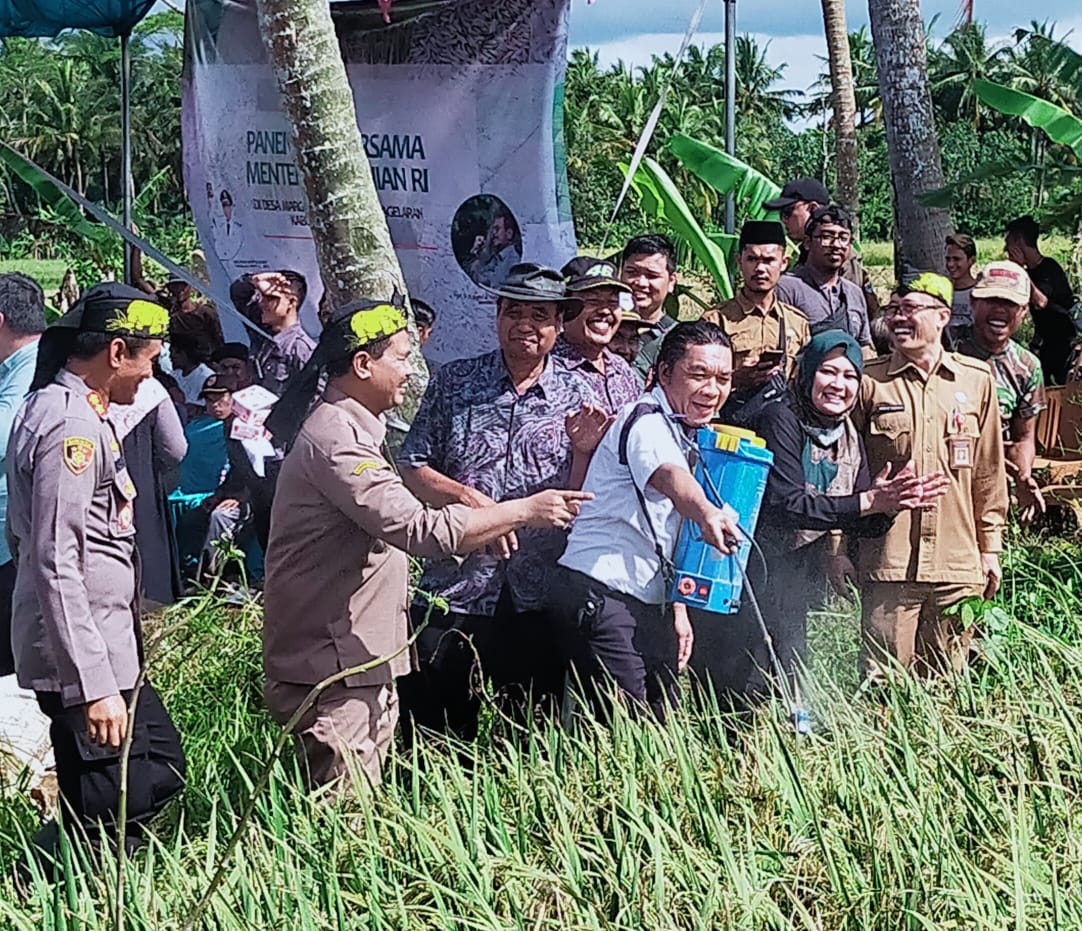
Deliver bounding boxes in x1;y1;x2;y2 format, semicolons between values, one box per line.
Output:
0;176;1078;871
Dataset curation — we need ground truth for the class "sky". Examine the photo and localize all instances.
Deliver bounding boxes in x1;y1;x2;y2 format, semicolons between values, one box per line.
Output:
567;0;1082;104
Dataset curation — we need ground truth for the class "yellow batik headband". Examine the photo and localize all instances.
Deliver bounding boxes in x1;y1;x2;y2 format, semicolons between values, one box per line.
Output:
346;303;408;350
104;299;170;339
903;272;953;308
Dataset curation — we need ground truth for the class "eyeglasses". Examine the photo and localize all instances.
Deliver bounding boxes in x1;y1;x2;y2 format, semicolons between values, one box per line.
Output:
811;230;852;246
884;301;939;320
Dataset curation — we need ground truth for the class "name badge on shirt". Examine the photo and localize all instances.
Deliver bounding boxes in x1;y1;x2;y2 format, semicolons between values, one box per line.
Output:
948;436;973;469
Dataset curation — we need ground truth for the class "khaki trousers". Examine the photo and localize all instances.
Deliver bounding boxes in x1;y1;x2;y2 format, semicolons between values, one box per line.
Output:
860;581;982;683
264;679;398;792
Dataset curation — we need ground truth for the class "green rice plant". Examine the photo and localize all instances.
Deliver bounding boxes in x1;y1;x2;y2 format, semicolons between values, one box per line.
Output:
2;538;1082;928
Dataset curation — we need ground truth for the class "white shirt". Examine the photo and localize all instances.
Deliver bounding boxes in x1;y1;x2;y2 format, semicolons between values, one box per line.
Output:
172;363;215;405
559;386;691;604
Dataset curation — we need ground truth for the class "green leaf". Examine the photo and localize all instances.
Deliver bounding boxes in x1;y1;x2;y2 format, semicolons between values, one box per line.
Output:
921;159;1040;208
0;142;110;246
972;78;1082;159
622;156;733;299
668;132;782;217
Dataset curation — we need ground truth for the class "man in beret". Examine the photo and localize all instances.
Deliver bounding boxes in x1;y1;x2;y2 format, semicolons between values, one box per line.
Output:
7;282;186;863
701;220;810;425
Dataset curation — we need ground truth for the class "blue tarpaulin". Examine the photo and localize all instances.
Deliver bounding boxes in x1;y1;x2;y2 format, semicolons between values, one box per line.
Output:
0;0;155;37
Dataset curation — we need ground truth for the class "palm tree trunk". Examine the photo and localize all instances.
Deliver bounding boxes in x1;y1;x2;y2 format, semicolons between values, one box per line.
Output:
255;0;428;412
821;0;860;233
867;0;953;277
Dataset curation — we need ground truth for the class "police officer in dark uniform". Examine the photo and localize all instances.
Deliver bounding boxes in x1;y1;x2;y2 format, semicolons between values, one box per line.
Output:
7;283;186;863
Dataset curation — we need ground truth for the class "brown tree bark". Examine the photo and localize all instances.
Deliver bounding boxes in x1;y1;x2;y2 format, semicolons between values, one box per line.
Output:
254;0;428;415
867;0;953;278
821;0;860;234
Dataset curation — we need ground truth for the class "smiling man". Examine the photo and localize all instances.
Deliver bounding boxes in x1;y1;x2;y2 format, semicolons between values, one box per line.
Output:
775;205;872;351
620;233;679;379
553;320;739;720
8;283;185;863
956;261;1047;522
262;300;589;790
853;272;1007;682
397;264;597;740
555;256;641;414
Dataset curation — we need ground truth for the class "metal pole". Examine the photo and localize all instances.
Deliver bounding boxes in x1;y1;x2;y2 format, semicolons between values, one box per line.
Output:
121;32;133;283
723;0;736;234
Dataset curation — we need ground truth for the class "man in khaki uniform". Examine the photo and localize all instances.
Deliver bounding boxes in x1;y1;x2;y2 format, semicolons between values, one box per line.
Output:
852;273;1007;679
701;220;809;426
262;301;589;791
8;283;185;860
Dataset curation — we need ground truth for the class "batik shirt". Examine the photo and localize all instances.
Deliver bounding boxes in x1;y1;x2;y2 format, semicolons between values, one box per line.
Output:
956;335;1047;441
551;335;641;415
399;348;589;616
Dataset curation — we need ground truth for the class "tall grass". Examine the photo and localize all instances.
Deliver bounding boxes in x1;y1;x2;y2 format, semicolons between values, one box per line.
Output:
2;536;1082;928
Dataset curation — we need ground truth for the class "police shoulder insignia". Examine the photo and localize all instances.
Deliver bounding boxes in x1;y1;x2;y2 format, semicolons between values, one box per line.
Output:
86;391;108;418
352;460;384;476
63;437;96;475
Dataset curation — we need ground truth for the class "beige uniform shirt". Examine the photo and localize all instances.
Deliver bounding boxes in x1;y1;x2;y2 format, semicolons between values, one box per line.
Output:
263;387;470;688
7;369;140;706
852;350;1007;585
701;291;810;378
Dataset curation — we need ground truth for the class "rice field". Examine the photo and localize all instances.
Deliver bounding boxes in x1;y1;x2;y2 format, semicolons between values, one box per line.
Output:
1;532;1082;929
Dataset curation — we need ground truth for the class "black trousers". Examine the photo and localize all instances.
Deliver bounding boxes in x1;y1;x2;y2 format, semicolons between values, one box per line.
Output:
0;559;15;677
688;538;824;705
398;585;565;742
35;682;186;850
549;568;678;722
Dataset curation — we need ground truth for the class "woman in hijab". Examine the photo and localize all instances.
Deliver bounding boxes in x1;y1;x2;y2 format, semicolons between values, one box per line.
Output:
749;329;946;695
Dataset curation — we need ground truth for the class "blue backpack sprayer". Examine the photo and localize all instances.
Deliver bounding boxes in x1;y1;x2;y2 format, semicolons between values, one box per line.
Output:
667;422;811;734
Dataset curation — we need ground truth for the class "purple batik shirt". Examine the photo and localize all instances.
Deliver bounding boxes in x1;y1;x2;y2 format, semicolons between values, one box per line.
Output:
551;335;642;415
399;348;588;616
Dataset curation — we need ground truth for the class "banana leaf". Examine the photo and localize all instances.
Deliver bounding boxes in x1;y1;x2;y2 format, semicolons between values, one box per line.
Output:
972;78;1082;159
622;156;733;299
921;159;1040;208
0;141;110;245
668;132;782;216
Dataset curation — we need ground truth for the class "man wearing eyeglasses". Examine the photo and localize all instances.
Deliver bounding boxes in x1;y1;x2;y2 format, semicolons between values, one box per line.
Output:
764;178;879;317
850;272;1007;683
775;205;872;353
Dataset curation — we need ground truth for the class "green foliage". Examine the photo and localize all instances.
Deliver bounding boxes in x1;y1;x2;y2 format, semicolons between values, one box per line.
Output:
624;157;732;300
2;537;1082;926
972;79;1082;158
0;13;188;268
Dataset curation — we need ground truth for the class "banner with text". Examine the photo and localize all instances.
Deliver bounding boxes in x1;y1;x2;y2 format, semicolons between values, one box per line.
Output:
182;0;575;364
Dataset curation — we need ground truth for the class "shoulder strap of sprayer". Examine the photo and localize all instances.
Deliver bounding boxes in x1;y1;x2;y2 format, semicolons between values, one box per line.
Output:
618;401;680;587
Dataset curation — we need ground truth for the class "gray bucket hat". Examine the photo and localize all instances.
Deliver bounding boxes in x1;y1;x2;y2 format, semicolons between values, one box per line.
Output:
486;262;583;314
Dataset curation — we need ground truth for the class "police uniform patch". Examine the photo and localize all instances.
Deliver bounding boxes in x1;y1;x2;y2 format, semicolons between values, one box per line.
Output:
86;391;108;418
117;502;134;532
63;437;95;475
352;460;383;476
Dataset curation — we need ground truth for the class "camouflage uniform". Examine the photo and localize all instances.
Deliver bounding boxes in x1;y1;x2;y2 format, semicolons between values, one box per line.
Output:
956;335;1047;442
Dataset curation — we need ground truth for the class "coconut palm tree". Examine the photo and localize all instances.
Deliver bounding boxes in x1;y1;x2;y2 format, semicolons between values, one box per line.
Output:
254;0;428;410
929;22;1009;127
867;0;953;275
820;0;860;224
